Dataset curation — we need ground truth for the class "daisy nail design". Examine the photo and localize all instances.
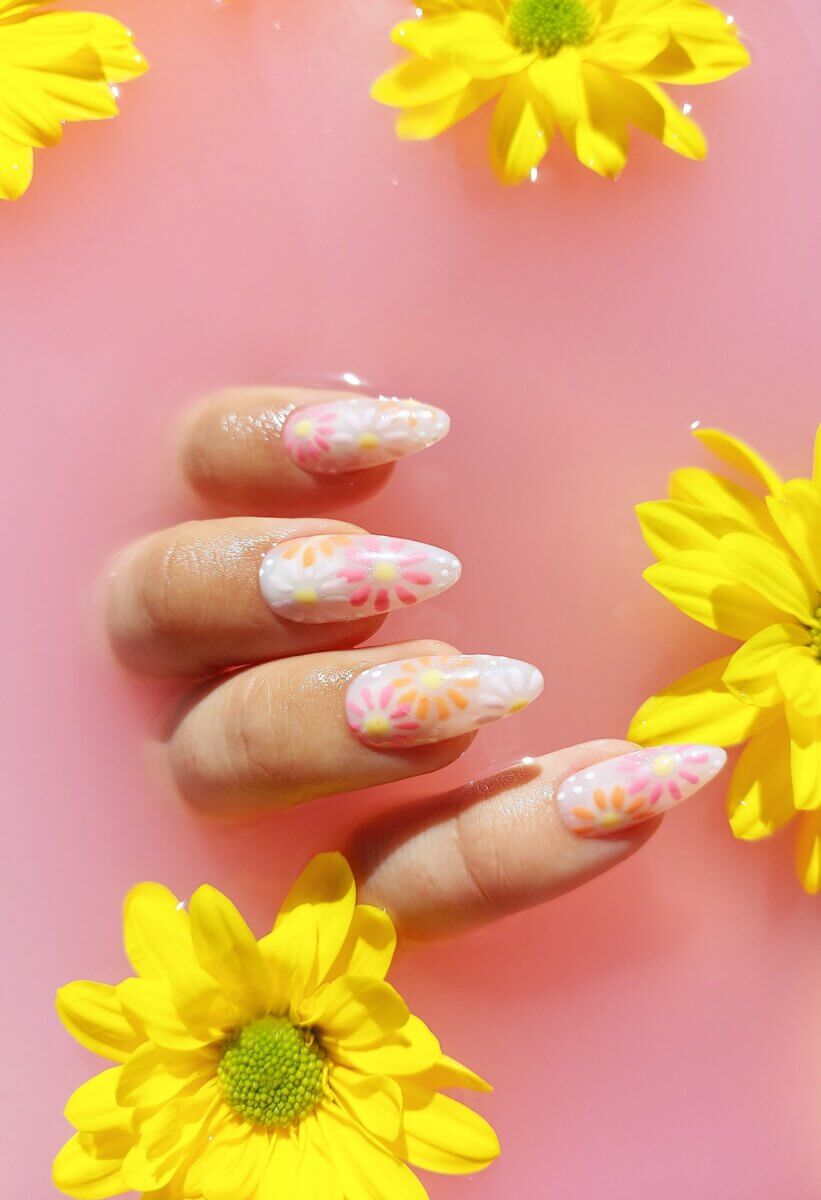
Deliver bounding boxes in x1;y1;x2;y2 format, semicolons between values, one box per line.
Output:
260;534;462;623
346;654;544;747
557;744;727;837
283;396;450;474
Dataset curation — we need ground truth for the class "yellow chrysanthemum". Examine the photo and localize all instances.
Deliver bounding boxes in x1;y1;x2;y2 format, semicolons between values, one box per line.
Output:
53;854;500;1199
628;425;821;894
0;0;147;200
372;0;749;182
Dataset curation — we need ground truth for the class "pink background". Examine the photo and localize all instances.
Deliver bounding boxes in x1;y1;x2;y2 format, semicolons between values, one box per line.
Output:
4;0;821;1194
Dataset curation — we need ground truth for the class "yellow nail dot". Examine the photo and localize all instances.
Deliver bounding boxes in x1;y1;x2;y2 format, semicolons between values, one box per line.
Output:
650;753;676;777
599;813;623;829
294;420;313;438
363;715;390;736
373;562;398;583
508;698;529;712
420;669;445;690
358;432;379;448
294;586;318;604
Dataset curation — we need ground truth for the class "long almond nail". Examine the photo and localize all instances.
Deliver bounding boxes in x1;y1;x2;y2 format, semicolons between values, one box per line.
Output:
557;744;727;836
346;655;544;747
283;396;449;475
260;534;461;623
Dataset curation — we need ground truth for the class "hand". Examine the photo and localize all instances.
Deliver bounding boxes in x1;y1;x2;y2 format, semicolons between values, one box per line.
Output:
105;386;725;939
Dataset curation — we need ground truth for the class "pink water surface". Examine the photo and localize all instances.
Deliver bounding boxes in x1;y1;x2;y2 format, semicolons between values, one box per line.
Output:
3;0;821;1195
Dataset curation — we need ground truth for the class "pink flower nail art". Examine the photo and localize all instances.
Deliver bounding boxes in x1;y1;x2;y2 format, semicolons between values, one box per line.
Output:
259;534;461;623
282;396;450;475
346;655;544;747
556;744;727;836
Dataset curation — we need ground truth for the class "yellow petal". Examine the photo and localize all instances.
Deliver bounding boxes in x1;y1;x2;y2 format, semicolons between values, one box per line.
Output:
392;12;531;79
529;48;583;143
117;978;210;1051
636;500;753;559
56;981;143;1063
409;1054;493;1094
586;72;705;160
668;467;774;533
65;1067;129;1134
400;1082;500;1175
489;73;553;184
330;1014;441;1077
308;976;410;1047
395;77;502;138
722;624;809;708
259;904;318;1017
796;810;821;894
116;1042;213;1108
585;23;668;71
0;134;32;200
299;1114;345;1200
53;1130;130;1200
123;882;195;980
727;722;795;840
134;1080;218;1165
766;480;821;590
199;1126;269;1200
332;1066;404;1141
719;532;815;625
628;656;777;747
786;706;821;811
274;853;356;989
692;427;782;494
189;885;271;1018
574;64;629;179
644;550;791;640
777;647;821;718
371;57;471;107
642;8;750;84
260;1132;302;1198
319;1104;430;1200
326;904;396;982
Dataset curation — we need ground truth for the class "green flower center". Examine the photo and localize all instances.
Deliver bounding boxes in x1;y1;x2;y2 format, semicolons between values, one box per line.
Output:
810;606;821;659
508;0;594;54
218;1016;326;1128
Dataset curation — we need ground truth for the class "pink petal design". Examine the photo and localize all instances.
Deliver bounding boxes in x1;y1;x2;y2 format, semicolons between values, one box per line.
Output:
401;570;433;586
395;584;417;605
399;553;428;566
668;780;682;800
683;751;708;763
679;769;699;784
648;783;663;804
394;721;421;731
628;775;650;794
374;588;390;612
379;684;395;707
360;687;373;708
349;586;371;607
338;568;367;583
315;437;330;451
347;701;364;719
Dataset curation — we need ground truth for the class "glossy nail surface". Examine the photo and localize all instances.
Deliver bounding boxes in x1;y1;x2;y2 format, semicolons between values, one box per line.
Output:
557;744;727;836
260;534;462;623
346;654;544;747
283;396;449;474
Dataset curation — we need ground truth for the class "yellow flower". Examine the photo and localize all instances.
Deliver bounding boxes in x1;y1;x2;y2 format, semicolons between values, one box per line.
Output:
628;425;821;894
371;0;749;182
53;854;500;1199
0;0;147;200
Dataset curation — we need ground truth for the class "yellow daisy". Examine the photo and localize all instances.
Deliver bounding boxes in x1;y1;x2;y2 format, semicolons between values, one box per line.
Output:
629;425;821;894
53;853;500;1199
371;0;749;182
0;0;147;200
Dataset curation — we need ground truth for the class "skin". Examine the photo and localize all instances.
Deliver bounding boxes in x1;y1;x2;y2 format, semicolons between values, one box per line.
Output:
105;387;660;940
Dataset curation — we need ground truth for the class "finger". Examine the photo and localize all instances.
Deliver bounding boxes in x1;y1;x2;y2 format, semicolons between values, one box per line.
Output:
349;739;727;939
105;519;461;678
165;641;481;816
179;387;450;515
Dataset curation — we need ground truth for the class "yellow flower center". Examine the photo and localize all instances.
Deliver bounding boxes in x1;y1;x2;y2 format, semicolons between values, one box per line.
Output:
420;668;445;689
373;561;398;582
293;419;314;438
363;714;391;736
294;585;318;604
218;1016;326;1128
508;0;593;55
